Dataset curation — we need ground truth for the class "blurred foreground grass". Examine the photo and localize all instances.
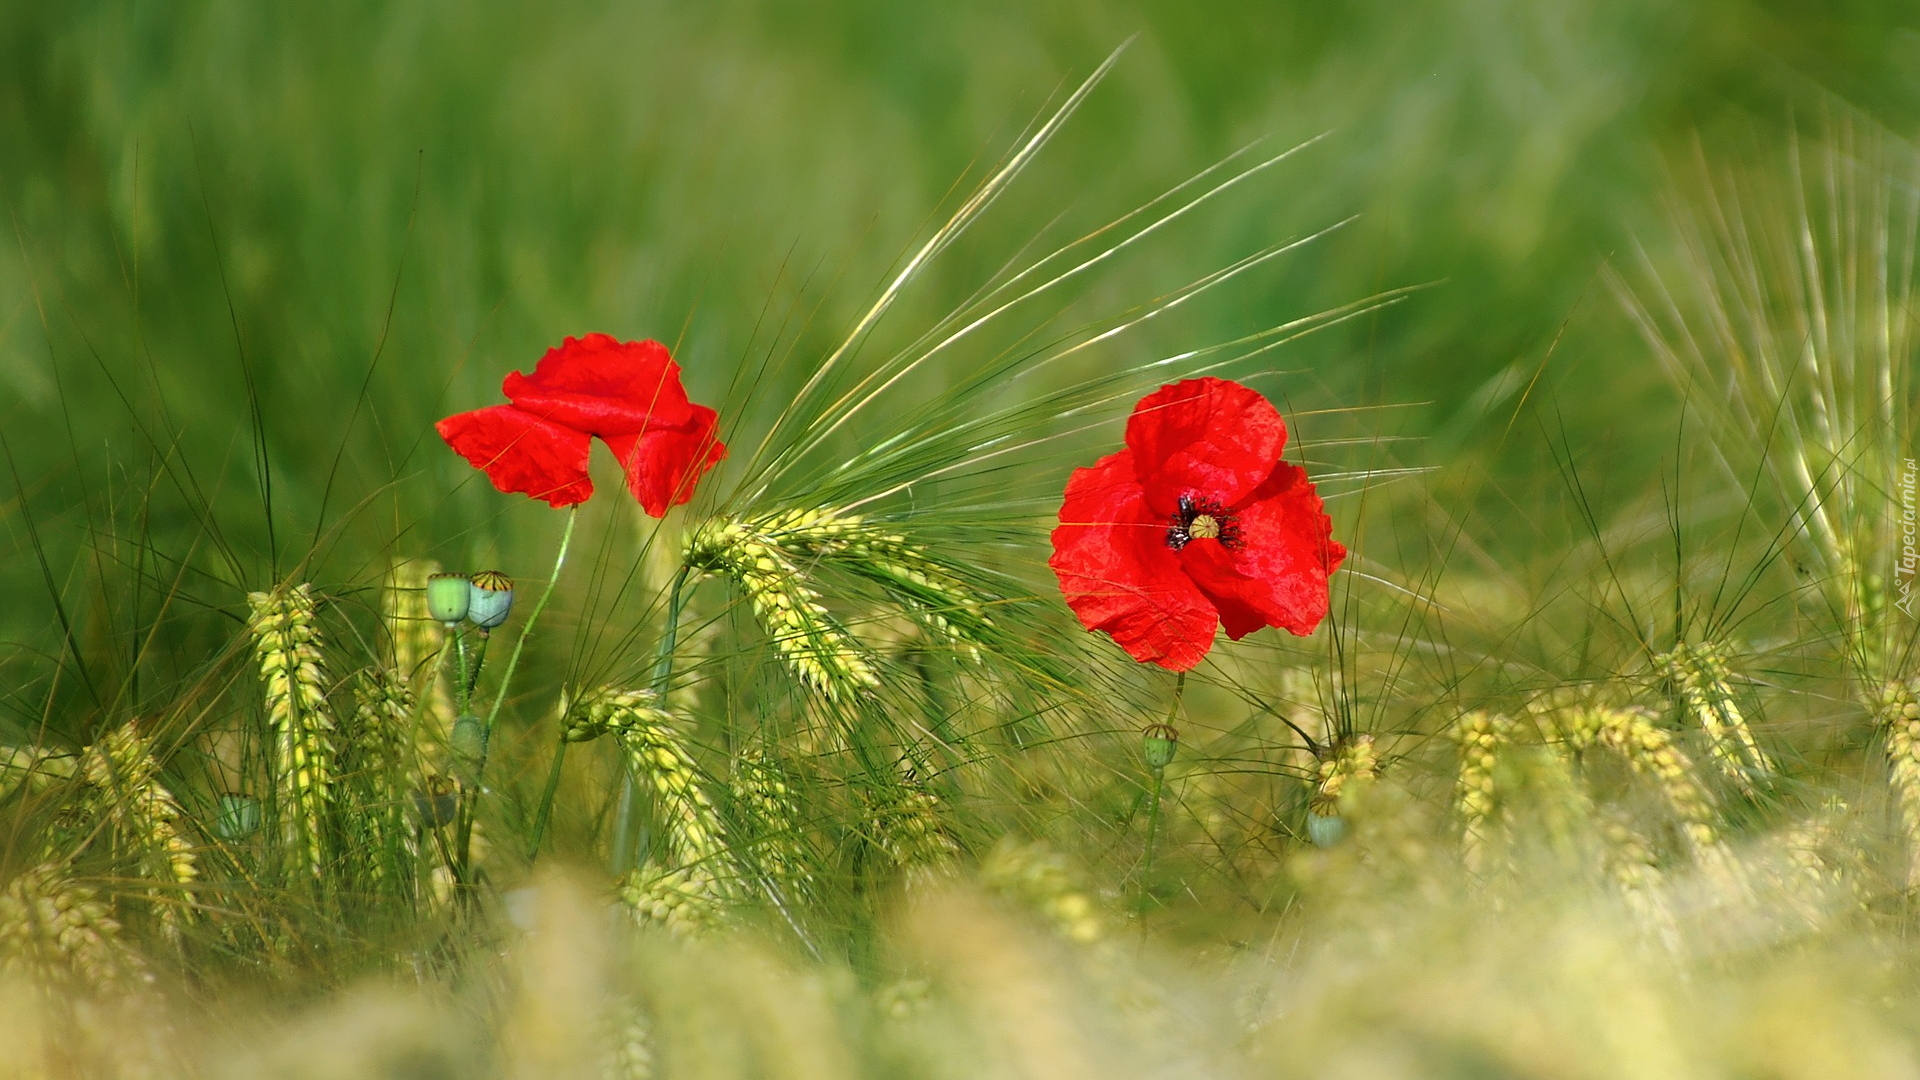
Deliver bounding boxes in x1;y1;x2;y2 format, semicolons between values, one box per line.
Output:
7;2;1920;1078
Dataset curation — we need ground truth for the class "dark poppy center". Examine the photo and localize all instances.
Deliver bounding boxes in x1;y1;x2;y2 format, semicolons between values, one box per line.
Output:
1167;494;1242;550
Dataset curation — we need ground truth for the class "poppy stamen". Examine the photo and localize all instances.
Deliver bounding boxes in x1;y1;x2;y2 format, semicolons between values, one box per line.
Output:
1167;493;1242;551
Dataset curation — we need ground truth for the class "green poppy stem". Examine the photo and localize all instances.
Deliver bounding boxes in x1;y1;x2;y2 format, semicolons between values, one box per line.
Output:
452;629;472;718
453;506;578;881
611;563;690;878
1138;671;1185;919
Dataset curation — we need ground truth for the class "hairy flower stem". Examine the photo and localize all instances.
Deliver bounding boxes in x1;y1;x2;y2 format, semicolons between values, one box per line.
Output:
465;634;490;701
1139;672;1184;918
453;630;473;717
452;507;577;882
612;565;690;877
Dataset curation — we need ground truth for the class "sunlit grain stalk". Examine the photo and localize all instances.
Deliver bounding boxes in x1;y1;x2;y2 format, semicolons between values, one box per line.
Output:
1310;734;1380;820
348;667;416;893
1613;123;1918;685
869;762;960;883
1656;640;1772;792
685;516;879;701
0;863;152;997
751;508;996;658
246;584;337;879
569;689;736;931
79;721;196;938
602;999;656;1080
1451;711;1510;874
605;565;689;876
0;744;76;801
1554;703;1722;856
382;557;452;756
729;751;814;897
1871;679;1920;890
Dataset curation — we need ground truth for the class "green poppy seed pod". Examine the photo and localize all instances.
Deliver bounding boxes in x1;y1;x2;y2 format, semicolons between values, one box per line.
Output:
414;774;459;827
450;713;489;787
1142;722;1178;771
1306;811;1346;848
426;572;472;625
215;793;261;840
466;570;514;630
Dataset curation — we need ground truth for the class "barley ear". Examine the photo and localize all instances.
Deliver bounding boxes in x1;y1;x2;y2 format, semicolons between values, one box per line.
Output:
1556;703;1722;857
383;557;453;757
0;863;154;998
80;721;197;938
1871;679;1920;891
685;519;880;702
1451;712;1510;873
347;666;417;892
1656;640;1773;792
588;690;737;932
246;584;338;879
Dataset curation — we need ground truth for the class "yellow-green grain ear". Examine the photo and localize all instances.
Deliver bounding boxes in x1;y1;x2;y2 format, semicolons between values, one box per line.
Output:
246;584;337;880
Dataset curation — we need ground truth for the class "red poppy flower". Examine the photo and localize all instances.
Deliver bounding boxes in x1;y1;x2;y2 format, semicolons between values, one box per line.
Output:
1048;377;1345;671
437;334;726;514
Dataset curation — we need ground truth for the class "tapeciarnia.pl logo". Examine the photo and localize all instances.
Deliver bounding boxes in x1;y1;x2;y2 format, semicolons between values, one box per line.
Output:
1899;457;1918;618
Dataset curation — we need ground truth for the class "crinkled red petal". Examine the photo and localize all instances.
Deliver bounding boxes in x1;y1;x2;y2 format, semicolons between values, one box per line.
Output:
1178;461;1344;638
1125;377;1288;518
1048;449;1218;671
435;405;594;508
502;334;694;436
601;404;727;518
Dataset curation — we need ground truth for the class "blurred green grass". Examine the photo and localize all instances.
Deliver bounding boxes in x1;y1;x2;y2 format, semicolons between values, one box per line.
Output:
1;0;1918;706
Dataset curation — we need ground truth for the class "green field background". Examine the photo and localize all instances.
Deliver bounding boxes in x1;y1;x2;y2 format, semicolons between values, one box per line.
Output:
2;0;1918;724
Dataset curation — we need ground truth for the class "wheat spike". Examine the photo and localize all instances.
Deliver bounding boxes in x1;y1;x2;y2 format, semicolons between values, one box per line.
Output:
1451;712;1510;872
1555;703;1721;855
348;667;417;890
1310;734;1379;817
79;721;197;937
1657;640;1772;792
383;557;453;758
686;518;879;701
617;865;726;936
0;744;77;801
601;998;656;1080
0;863;153;997
754;508;996;658
1871;679;1920;890
246;584;337;878
575;690;736;930
870;762;960;879
729;752;814;896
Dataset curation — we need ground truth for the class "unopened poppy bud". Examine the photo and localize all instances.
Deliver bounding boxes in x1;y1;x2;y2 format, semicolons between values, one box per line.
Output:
426;573;472;625
467;570;514;630
216;793;260;840
1142;722;1178;770
450;713;488;786
1306;811;1346;848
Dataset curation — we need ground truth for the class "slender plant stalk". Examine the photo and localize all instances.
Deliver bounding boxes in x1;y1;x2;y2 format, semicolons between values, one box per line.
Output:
1139;672;1184;916
453;630;473;718
452;507;578;879
612;565;690;877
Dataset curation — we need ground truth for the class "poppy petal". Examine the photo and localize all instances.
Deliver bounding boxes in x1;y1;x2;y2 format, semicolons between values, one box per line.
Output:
1178;462;1344;638
502;334;695;436
1049;449;1219;671
601;404;727;517
1125;377;1288;518
436;405;594;508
